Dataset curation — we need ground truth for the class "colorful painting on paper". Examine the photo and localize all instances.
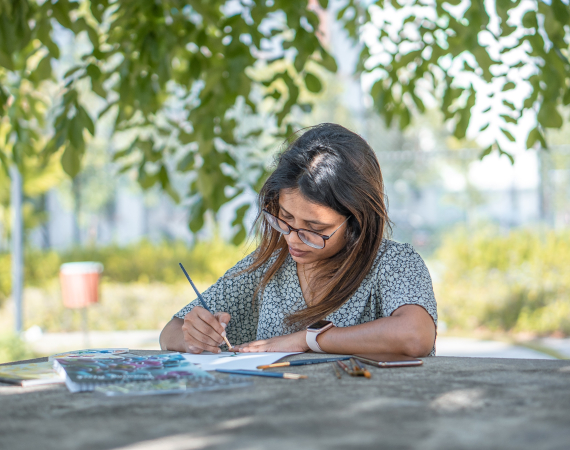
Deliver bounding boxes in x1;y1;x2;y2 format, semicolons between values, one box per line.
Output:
55;353;210;384
48;348;129;361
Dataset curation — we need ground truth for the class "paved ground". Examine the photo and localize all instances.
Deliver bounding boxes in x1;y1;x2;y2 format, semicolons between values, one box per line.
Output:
1;351;569;450
24;330;569;360
435;337;557;359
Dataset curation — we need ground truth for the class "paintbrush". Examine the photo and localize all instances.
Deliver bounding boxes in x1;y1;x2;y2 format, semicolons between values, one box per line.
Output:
179;262;234;352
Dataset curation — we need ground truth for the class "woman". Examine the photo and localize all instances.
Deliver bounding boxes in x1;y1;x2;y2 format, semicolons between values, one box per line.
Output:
160;123;437;356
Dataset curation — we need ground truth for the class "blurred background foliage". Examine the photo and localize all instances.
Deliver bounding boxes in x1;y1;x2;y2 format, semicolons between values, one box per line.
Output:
1;0;569;239
435;226;570;336
0;237;249;304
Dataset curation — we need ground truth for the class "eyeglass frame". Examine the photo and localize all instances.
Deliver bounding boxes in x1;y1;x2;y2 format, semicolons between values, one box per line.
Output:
262;209;351;249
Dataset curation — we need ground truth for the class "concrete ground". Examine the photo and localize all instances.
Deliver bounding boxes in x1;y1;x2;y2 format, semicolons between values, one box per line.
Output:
24;329;569;360
1;351;570;450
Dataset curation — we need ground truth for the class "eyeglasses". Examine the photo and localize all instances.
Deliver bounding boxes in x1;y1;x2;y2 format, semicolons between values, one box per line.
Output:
262;209;350;249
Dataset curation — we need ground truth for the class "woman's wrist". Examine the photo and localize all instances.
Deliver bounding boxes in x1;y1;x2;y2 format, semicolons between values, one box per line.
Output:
298;330;310;352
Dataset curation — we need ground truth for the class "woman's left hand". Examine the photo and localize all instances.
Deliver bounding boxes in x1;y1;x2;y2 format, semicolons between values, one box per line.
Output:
234;331;309;353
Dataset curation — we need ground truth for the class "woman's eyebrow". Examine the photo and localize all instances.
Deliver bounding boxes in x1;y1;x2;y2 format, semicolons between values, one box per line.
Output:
279;205;330;226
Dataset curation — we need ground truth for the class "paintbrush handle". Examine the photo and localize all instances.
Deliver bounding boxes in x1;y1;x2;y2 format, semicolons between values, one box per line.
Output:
216;369;307;379
179;262;233;350
258;362;290;369
179;263;213;314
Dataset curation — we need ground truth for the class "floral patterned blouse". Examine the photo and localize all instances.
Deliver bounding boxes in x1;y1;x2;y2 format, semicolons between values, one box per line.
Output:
174;239;438;355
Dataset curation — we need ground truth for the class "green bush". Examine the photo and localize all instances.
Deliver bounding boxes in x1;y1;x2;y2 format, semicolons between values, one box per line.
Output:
433;225;570;335
0;333;38;364
0;238;251;306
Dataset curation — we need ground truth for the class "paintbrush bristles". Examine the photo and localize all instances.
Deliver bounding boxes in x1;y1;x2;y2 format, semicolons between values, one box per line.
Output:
283;374;308;379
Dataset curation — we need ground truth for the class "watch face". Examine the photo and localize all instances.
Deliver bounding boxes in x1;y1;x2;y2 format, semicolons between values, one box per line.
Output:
307;320;332;331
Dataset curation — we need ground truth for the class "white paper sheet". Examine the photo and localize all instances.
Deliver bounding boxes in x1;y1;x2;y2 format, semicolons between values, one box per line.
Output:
182;351;301;371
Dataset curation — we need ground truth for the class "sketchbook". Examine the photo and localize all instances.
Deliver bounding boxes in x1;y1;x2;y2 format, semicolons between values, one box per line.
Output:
182;351;300;371
48;348;130;361
0;361;64;387
94;375;253;396
53;353;208;393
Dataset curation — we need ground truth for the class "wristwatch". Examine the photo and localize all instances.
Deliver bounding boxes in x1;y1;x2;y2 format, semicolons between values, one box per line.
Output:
306;320;334;353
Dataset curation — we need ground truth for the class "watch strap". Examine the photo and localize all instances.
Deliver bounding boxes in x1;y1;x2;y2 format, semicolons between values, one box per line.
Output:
306;330;325;353
306;322;334;353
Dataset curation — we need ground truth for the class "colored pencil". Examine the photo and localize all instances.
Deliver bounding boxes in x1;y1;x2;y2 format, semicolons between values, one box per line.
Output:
257;357;351;369
336;360;352;375
179;262;234;350
216;369;307;379
332;363;343;379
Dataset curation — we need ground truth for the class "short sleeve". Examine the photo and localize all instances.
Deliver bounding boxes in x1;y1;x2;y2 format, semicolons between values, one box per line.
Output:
378;243;438;327
173;252;264;346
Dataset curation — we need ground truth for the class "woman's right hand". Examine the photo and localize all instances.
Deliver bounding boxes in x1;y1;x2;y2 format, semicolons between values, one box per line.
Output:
182;306;231;354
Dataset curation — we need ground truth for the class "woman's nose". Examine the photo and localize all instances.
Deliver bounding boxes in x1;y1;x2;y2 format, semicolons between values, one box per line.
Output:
287;230;305;246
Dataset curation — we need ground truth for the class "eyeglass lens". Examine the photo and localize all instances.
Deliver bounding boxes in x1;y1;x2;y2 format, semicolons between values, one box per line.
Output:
263;212;325;249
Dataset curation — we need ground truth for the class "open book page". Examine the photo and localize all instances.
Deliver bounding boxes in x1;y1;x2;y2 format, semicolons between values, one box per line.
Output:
182;352;301;371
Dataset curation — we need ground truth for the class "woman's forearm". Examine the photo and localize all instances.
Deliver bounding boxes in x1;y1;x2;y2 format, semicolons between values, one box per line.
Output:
159;317;187;352
316;305;436;357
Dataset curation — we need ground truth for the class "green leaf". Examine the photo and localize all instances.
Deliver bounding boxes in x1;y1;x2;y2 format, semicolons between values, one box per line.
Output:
318;49;338;72
526;127;547;149
68;116;84;149
521;10;538;29
77;106;95;135
551;0;570;26
61;145;82;177
30;55;52;83
537;102;563;128
502;82;516;91
399;106;411;130
480;145;493;158
90;0;110;23
0;85;9;111
137;167;158;189
501;128;515;142
304;73;322;93
500;114;517;124
563;89;570;106
52;0;75;30
177;152;195;172
64;66;83;78
189;200;205;233
36;20;60;59
499;148;515;165
503;101;516;111
0;49;15;70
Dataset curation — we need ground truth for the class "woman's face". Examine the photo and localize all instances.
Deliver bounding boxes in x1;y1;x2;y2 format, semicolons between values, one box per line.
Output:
278;189;349;266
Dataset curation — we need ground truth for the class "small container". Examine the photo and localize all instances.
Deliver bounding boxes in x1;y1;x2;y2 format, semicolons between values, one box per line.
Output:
59;262;104;309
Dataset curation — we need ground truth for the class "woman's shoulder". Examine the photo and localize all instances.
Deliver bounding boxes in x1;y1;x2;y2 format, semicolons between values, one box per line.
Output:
373;239;426;271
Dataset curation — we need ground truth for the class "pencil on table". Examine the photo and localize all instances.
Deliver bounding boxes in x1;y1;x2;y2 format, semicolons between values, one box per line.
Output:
336;360;352;375
333;362;342;379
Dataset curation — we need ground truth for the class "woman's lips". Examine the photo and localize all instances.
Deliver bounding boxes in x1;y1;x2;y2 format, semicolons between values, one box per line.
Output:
288;246;308;257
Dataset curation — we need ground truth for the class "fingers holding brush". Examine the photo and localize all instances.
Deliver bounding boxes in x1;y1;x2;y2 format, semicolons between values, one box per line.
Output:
182;307;231;353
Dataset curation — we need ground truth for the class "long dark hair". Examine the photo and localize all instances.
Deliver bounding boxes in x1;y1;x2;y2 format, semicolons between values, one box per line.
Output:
247;123;391;328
